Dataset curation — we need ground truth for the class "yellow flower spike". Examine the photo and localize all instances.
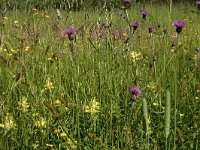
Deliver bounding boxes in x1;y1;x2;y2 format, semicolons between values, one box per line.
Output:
44;78;54;90
130;51;142;62
180;113;184;117
60;132;67;137
3;49;7;52
3;114;16;131
195;97;198;100
84;97;100;115
18;97;30;113
34;117;47;128
55;99;61;105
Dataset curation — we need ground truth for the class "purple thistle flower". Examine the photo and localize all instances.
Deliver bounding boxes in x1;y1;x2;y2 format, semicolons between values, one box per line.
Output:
148;26;153;33
64;27;76;40
174;21;185;34
130;87;141;100
140;10;148;19
123;0;132;7
132;21;139;30
195;1;200;5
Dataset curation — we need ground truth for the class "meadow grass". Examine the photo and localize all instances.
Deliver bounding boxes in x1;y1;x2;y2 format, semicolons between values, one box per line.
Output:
0;3;200;150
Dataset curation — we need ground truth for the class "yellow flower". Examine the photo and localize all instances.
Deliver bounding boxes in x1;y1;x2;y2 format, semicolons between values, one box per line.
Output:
18;97;30;112
147;82;156;91
85;98;100;115
14;20;18;24
11;49;18;54
32;113;39;117
34;117;47;128
153;102;158;106
180;113;184;117
54;129;61;134
55;99;61;105
130;51;142;62
25;46;30;52
0;124;4;128
48;57;54;61
60;132;67;137
7;53;13;57
44;78;54;90
0;113;16;131
3;17;9;20
195;97;198;100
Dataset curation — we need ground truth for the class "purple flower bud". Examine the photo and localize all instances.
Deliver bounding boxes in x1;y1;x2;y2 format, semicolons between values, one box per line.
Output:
157;23;161;28
174;21;185;34
123;0;132;7
195;1;200;5
148;26;153;33
132;21;139;30
130;87;141;100
140;10;147;19
64;27;76;40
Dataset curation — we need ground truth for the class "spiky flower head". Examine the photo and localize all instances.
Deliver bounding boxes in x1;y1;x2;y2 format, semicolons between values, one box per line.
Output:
130;87;141;100
132;21;140;30
140;10;148;19
174;21;185;34
64;27;76;40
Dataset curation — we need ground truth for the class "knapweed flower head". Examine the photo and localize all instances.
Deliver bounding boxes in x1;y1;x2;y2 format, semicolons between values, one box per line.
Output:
132;21;140;30
130;87;141;100
123;0;132;7
148;26;153;33
64;27;76;40
195;1;200;5
174;21;185;34
140;10;148;19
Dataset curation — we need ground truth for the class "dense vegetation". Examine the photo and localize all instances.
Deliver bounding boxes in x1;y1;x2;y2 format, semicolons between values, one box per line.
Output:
0;0;200;149
0;0;198;11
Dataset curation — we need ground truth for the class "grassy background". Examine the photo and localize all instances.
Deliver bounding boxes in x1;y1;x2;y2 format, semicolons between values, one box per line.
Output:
0;3;200;150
